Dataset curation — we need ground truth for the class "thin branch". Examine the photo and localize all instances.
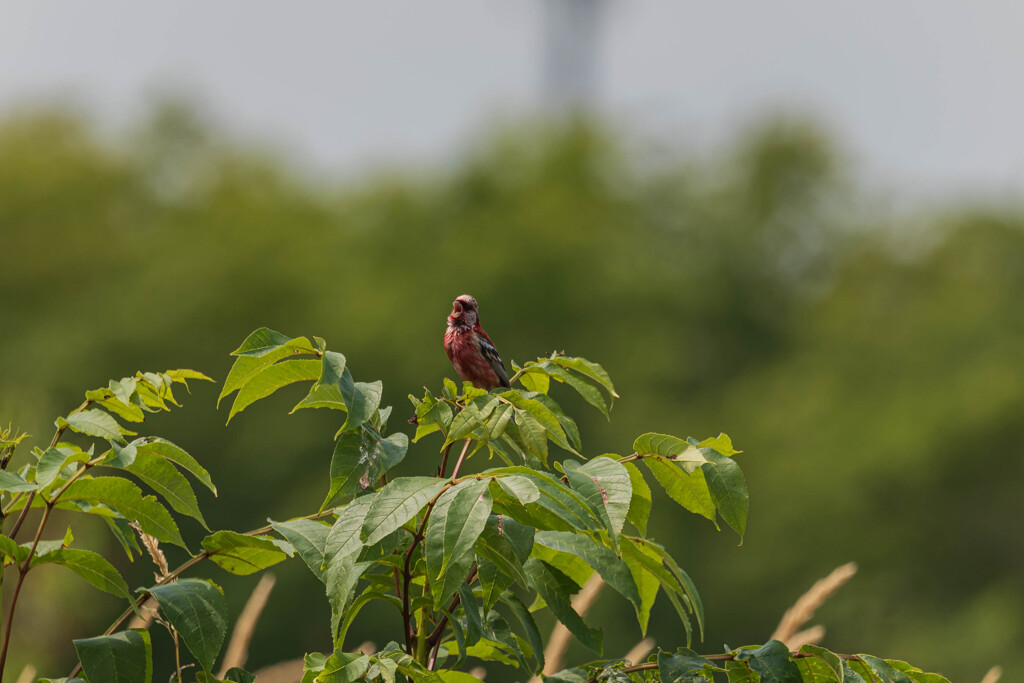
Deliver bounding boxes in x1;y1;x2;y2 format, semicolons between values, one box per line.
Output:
437;441;455;478
449;438;473;482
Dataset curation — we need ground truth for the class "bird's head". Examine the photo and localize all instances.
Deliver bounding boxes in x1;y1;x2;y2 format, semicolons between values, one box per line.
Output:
448;294;479;328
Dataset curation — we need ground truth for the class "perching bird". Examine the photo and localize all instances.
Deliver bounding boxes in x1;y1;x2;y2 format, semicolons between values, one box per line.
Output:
444;294;511;391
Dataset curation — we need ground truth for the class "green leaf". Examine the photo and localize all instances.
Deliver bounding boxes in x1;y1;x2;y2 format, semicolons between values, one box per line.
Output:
135;438;217;495
643;457;717;526
104;517;143;560
737;641;802;683
318;651;371;683
36;447;81;488
149;579;228;673
699;433;740;456
323;495;375;568
33;548;130;598
202;531;291;575
523;557;602;653
620;537;700;642
73;630;152;683
321;428;408;509
272;519;331;581
60;477;186;548
0;470;36;493
337;369;383;433
659;647;714;682
857;655;917;683
702;449;748;540
318;350;348;387
497;391;575;453
477;557;514;615
325;554;371;641
425;478;492;609
518;368;549;394
725;660;758;682
533;531;641;610
361;477;447;545
538;362;610;417
634;433;707;470
798;645;844;681
66;409;129;443
507;411;549;465
548;356;618;403
621;538;660;635
563;456;632;546
495;475;540;504
623;462;651;535
227;359;321;423
642;538;704;638
231;327;295;357
502;591;545;673
103;446;208;529
220;338;316;407
0;534;25;564
292;381;347;412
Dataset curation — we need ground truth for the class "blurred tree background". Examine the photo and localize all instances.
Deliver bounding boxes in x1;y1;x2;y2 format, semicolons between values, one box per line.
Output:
1;102;1021;682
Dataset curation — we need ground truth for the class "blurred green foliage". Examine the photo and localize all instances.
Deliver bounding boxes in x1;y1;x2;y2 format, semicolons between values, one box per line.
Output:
1;103;1021;681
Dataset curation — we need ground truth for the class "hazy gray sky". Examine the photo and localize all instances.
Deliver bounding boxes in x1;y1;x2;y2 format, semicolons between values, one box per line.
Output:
3;1;1023;197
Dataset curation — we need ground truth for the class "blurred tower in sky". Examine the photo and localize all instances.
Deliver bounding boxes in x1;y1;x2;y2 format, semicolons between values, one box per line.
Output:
542;0;606;112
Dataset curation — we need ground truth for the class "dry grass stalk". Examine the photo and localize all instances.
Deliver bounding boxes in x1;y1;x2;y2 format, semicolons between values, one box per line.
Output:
771;562;857;648
127;523;171;629
469;665;487;679
782;625;825;650
14;664;36;683
530;574;605;681
623;637;656;665
218;573;277;677
253;658;304;683
980;665;1002;683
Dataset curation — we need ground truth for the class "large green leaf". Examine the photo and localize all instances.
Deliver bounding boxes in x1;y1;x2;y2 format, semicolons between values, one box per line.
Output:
361;477;447;545
32;548;130;598
220;337;316;407
60;477;186;548
659;648;714;682
623;462;652;535
634;433;707;471
736;641;802;683
36;447;84;488
494;475;540;504
537;362;610;417
321;427;408;509
201;530;291;575
149;579;228;673
230;327;296;357
103;447;208;529
272;519;331;581
497;390;575;453
425;478;492;609
323;495;375;568
563;457;631;546
523;557;602;653
547;356;618;400
318;651;371;683
0;470;36;493
533;531;641;610
66;409;128;443
702;449;748;540
337;368;383;433
502;591;545;673
73;630;152;683
292;381;347;412
643;457;717;526
621;538;660;635
135;438;217;495
227;359;321;422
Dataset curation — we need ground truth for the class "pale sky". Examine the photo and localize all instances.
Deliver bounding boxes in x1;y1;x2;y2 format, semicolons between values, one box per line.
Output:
3;1;1024;198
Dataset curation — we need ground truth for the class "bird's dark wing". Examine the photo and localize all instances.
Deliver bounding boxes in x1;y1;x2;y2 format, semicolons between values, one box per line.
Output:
478;334;511;388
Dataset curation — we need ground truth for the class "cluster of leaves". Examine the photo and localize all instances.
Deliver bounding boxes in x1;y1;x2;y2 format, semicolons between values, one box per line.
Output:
0;329;952;682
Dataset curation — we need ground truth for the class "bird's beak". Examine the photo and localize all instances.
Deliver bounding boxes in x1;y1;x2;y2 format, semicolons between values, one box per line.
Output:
450;301;463;318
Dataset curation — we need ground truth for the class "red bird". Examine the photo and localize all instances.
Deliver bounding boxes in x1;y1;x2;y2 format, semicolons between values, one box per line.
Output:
444;294;510;391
